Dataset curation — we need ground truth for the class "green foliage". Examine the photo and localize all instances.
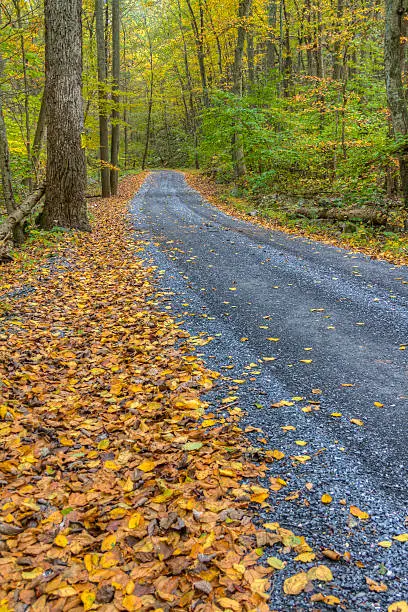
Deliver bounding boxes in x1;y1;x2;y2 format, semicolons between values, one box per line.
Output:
199;78;392;207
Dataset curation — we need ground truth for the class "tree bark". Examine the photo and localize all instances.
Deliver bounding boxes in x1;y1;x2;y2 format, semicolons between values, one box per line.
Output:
31;89;46;184
0;50;25;243
384;0;408;225
265;0;278;72
96;0;110;197
186;0;209;107
41;0;89;231
12;0;32;190
232;0;252;179
110;0;120;195
142;24;154;171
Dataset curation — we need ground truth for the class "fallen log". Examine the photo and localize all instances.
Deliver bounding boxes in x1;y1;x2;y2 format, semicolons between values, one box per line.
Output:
294;206;387;226
0;183;45;260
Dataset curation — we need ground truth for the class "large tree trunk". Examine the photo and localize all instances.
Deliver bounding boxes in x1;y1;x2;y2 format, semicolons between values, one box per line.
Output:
96;0;110;197
41;0;89;231
384;0;408;226
110;0;120;196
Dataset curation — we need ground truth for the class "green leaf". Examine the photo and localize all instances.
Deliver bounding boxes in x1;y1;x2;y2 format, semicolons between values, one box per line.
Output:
183;441;203;451
267;556;285;570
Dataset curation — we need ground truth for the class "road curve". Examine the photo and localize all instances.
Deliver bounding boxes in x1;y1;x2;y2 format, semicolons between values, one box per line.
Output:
131;170;408;609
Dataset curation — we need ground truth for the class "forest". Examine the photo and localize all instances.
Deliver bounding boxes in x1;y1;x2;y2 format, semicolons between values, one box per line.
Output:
1;1;408;610
1;0;408;254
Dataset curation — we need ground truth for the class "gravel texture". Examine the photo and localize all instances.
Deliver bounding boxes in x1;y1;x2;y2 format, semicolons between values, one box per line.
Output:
130;170;408;611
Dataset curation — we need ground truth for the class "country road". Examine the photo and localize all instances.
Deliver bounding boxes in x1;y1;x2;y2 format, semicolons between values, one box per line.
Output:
131;170;408;609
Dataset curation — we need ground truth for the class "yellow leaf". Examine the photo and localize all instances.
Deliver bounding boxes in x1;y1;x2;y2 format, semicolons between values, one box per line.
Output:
267;337;280;342
350;505;370;520
100;551;118;568
138;459;156;472
270;449;285;460
283;572;308;595
122;476;134;492
98;439;110;450
378;541;392;548
151;489;174;503
201;419;216;427
307;565;333;582
21;567;44;580
128;512;143;529
104;460;120;471
175;397;201;409
122;595;142;611
126;580;135;595
222;396;238;404
54;534;68;548
81;592;96;611
350;418;364;426
393;533;408;543
299;359;312;364
311;593;341;606
59;437;74;447
331;412;342;417
294;552;316;563
217;597;241;611
295;440;307;446
321;494;332;504
292;455;311;463
388;602;408;612
374;402;384;408
101;534;116;552
110;507;127;519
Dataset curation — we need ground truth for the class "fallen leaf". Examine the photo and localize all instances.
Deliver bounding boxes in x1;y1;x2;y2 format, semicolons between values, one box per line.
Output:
54;534;68;548
321;493;332;504
283;572;308;595
350;418;364;426
307;565;333;582
350;505;370;520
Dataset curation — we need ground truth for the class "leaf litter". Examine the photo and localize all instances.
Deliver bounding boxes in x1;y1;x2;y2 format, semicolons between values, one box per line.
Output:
0;175;406;610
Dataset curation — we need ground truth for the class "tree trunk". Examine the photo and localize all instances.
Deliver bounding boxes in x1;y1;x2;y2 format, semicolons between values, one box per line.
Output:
96;0;110;197
13;0;32;190
110;0;120;195
31;89;46;184
232;0;252;179
41;0;89;231
142;25;154;171
265;0;278;72
0;50;25;243
384;0;408;225
186;0;209;107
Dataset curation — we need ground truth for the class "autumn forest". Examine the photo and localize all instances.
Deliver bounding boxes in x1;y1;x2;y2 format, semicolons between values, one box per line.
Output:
1;0;408;611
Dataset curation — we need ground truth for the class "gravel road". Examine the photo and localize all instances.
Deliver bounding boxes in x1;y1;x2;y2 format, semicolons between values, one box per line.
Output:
131;170;408;611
